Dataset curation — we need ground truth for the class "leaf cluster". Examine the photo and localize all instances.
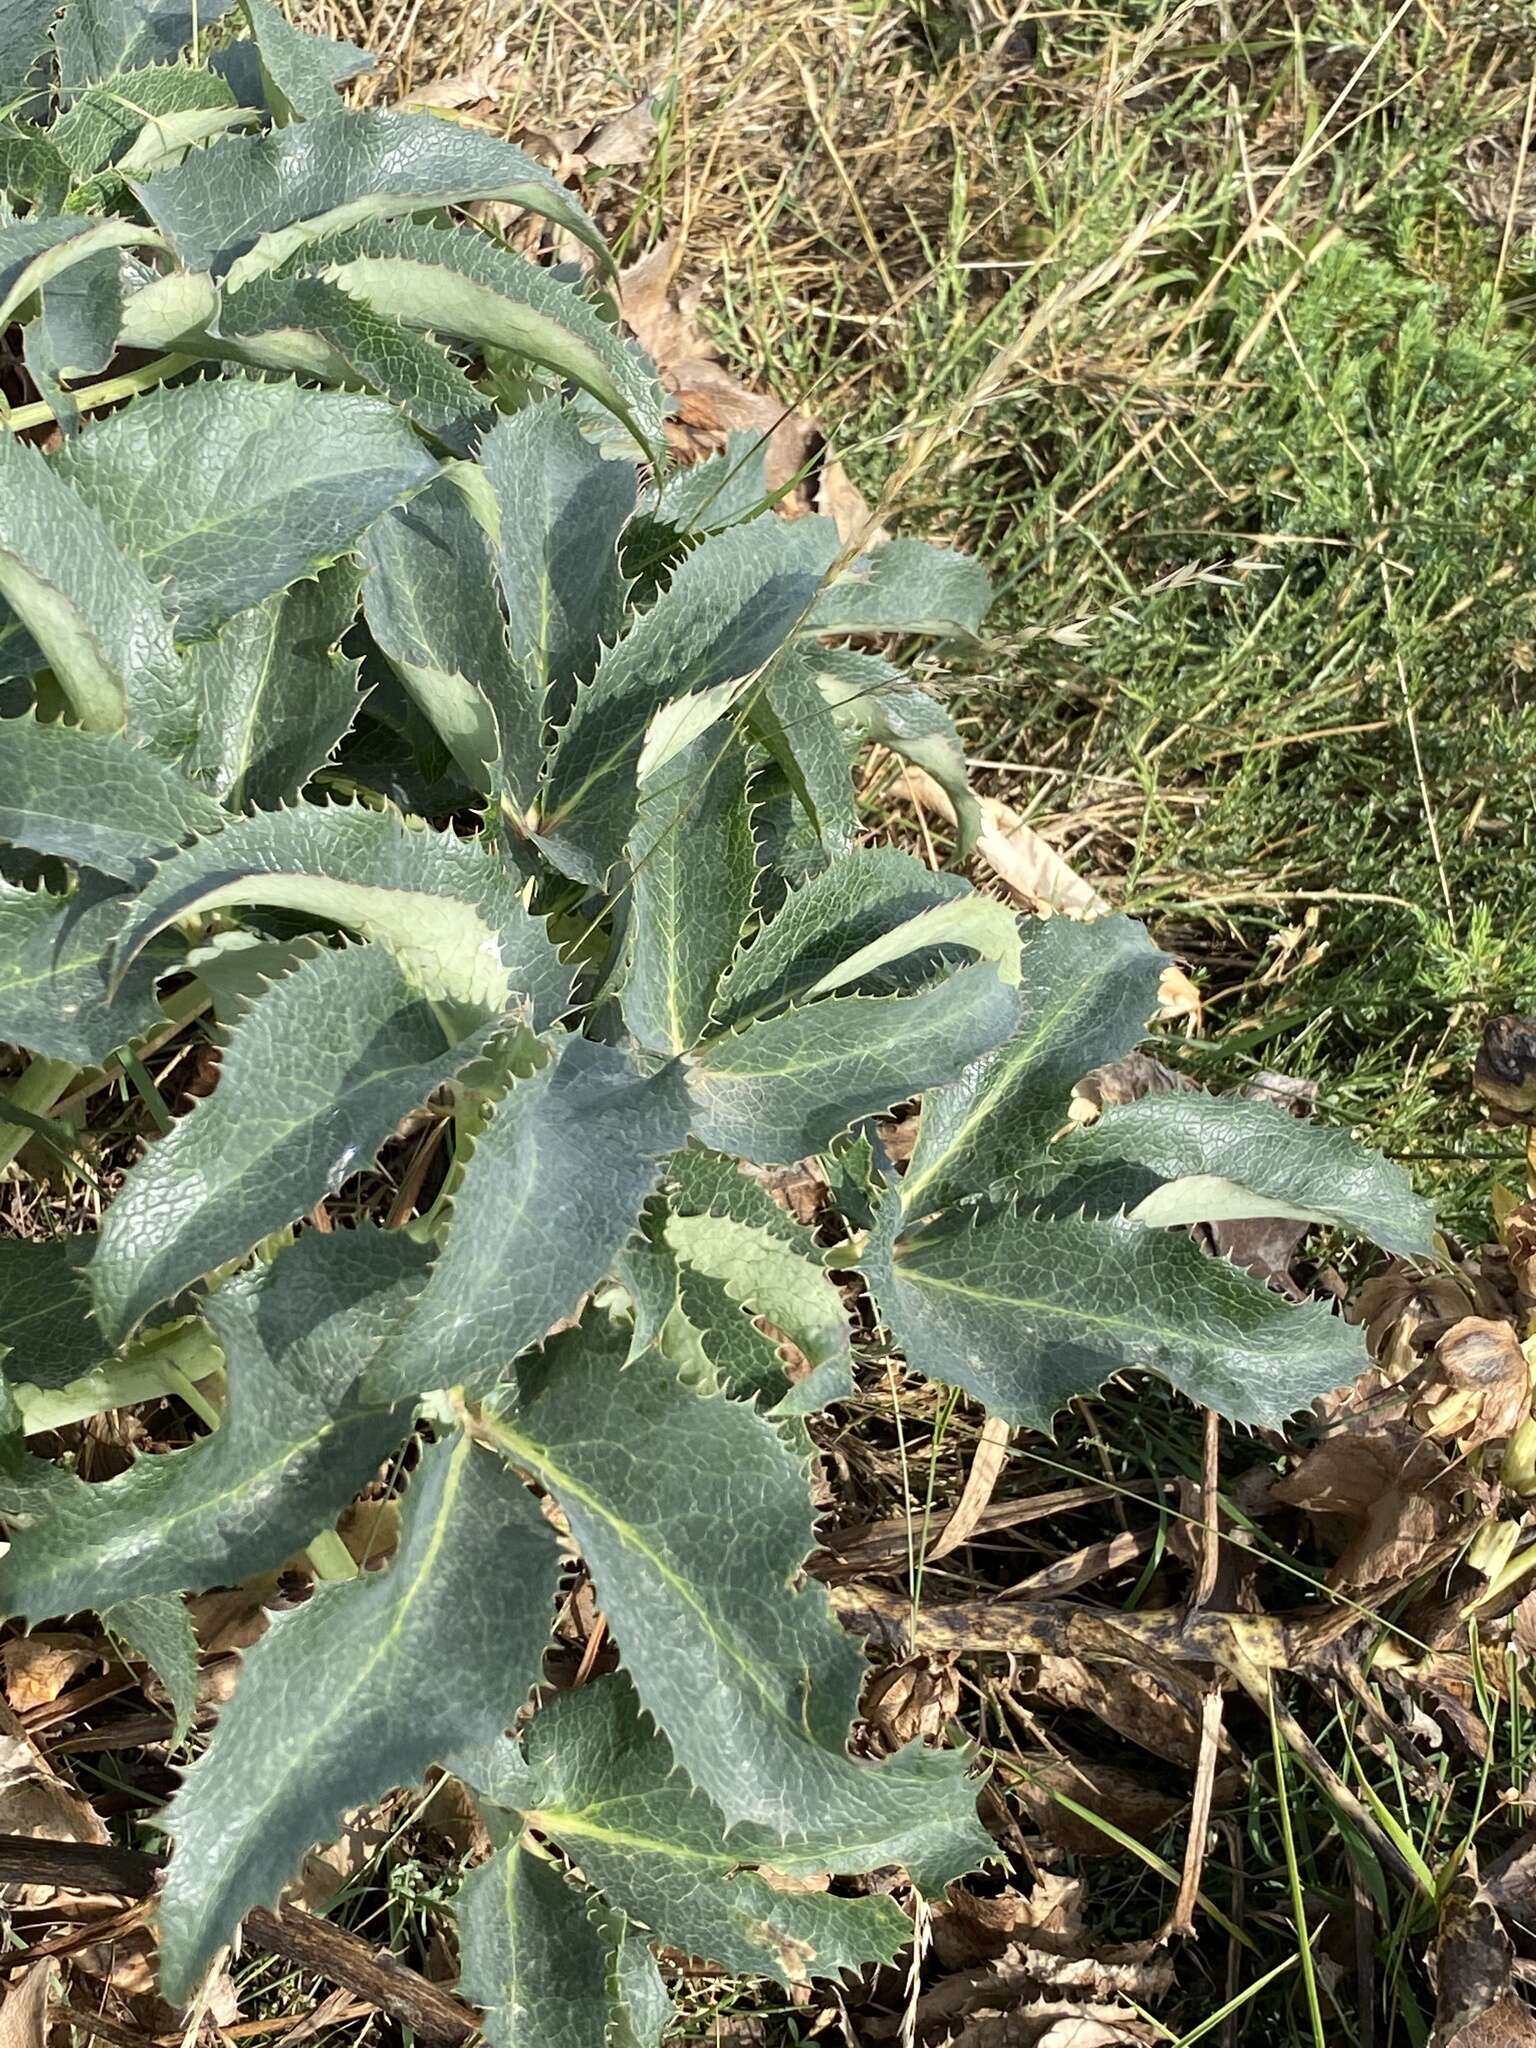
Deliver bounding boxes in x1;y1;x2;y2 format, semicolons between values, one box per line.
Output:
0;6;1436;2036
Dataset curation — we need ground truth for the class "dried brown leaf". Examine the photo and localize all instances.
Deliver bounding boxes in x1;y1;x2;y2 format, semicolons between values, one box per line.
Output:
1431;1877;1536;2047
932;1874;1083;1970
1023;1655;1209;1770
862;1655;960;1753
928;1415;1011;1562
1009;1755;1182;1857
1273;1427;1464;1590
1;1634;100;1712
1413;1317;1532;1450
0;1963;51;2048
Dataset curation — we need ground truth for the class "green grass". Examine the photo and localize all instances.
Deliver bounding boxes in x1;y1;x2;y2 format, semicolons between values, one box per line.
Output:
692;0;1536;1239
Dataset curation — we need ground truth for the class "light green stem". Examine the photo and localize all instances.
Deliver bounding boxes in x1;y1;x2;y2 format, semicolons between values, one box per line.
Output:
306;1529;361;1582
13;1322;224;1435
0;1056;78;1175
4;352;196;433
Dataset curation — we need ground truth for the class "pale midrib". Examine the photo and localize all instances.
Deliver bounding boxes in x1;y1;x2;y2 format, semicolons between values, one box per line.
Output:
487;1415;823;1761
38;1407;354;1592
899;991;1076;1212
898;1259;1204;1350
183;1430;472;1863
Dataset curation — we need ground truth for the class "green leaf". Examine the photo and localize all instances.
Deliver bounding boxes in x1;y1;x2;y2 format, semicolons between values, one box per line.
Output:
713;847;968;1029
1;1231;421;1614
742;653;857;856
54;376;438;640
663;1145;815;1245
0;714;226;880
359;478;520;798
0;876;165;1062
1064;1092;1436;1256
0;120;71;210
156;1427;560;2002
0;391;184;742
53;0;235;86
183;563;363;810
864;1195;1366;1431
131;107;610;283
115;264;219;350
102;1593;198;1744
623;728;754;1055
22;247;122;434
48;62;239;176
114;800;572;1021
686;965;1022;1165
899;912;1168;1220
311;222;661;457
810;648;982;854
1;0;57;99
213;273;491;454
238;0;371;120
90;941;488;1343
489;1320;987;1851
538;517;838;886
653;432;768;535
668;1261;812;1410
479;400;636;735
0;1236;99;1390
663;1212;847;1374
495;1678;916;1983
458;1842;669;2048
361;1033;690;1402
808;537;991;639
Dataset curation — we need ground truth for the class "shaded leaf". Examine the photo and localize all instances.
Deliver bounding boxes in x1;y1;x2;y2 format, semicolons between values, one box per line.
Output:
362;1033;689;1401
0;714;225;880
899;913;1167;1220
183;563;363;810
458;1841;669;2048
156;1428;560;2000
479;400;636;737
114;799;572;1021
48;61;238;175
102;1592;198;1743
314;222;661;457
0;876;165;1062
743;653;857;856
0;399;185;744
497;1678;911;1984
90;940;489;1343
687;965;1021;1165
54;376;438;639
131;107;608;282
238;0;370;120
1;1230;423;1614
360;478;519;798
811;647;981;851
0;0;57;99
0;1237;98;1391
623;728;754;1055
664;1210;847;1374
491;1320;989;1856
53;0;236;88
864;1195;1366;1430
713;847;968;1029
213;273;491;453
538;516;838;885
1068;1092;1435;1256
